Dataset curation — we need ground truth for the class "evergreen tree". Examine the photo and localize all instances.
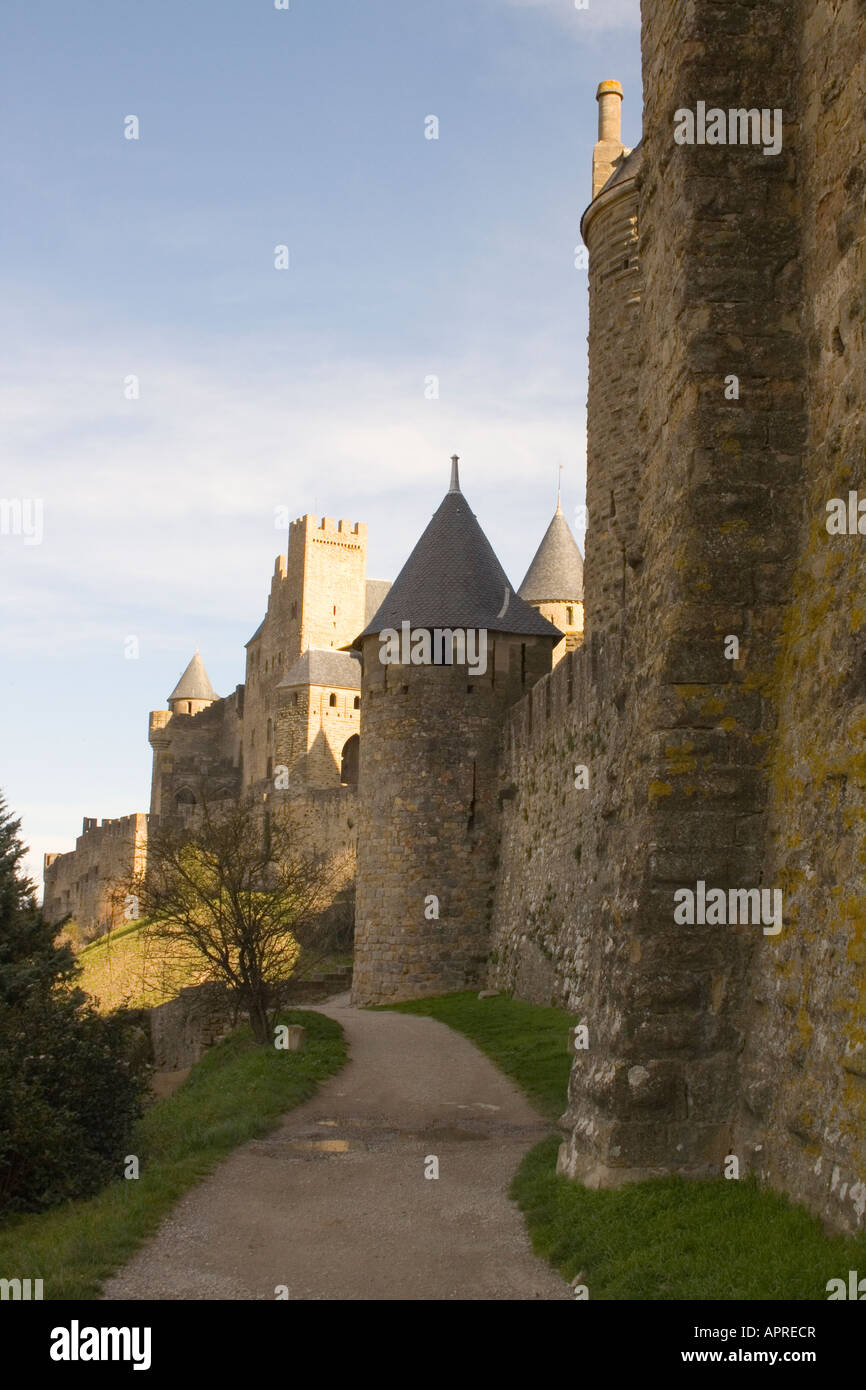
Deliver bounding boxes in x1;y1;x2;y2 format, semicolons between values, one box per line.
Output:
0;794;146;1217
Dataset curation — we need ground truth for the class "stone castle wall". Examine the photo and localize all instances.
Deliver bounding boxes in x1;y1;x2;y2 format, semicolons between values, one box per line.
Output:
274;784;359;872
491;0;866;1232
489;638;623;1010
43;813;148;937
733;0;866;1234
274;684;360;790
149;690;243;822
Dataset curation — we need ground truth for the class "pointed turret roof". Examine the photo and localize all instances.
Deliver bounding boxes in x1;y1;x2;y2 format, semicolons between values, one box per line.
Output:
357;458;562;641
519;499;584;604
168;651;218;704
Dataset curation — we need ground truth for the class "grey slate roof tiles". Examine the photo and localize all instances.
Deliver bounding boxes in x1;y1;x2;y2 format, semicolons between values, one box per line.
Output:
168;651;219;703
278;648;362;690
519;506;585;603
357;481;562;641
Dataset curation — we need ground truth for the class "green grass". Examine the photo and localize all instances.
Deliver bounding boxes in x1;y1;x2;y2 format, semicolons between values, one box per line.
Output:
75;915;208;1010
385;989;866;1300
0;1009;346;1299
512;1137;866;1300
383;990;576;1120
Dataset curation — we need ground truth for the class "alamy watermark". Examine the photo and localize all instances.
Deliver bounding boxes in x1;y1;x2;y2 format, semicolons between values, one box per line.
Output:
50;1322;151;1371
673;103;783;157
379;622;488;677
826;492;866;534
674;881;783;935
1;498;43;545
0;1277;43;1300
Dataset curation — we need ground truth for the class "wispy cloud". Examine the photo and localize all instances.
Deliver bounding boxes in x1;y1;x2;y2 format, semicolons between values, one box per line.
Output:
496;0;640;31
1;318;587;659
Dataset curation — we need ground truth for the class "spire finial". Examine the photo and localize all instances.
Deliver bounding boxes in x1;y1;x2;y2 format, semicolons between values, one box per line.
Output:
449;455;461;493
556;465;563;515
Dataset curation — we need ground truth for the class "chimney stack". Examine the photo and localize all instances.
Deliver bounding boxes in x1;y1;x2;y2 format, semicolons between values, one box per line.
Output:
592;80;624;199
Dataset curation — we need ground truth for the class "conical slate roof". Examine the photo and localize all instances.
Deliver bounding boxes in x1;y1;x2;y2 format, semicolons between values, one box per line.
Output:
519;504;584;604
357;459;561;641
168;651;218;704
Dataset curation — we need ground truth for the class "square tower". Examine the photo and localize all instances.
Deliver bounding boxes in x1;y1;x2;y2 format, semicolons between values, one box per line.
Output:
286;515;368;659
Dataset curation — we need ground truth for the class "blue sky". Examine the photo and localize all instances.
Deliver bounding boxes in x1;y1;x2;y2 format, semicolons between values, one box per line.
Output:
0;0;641;888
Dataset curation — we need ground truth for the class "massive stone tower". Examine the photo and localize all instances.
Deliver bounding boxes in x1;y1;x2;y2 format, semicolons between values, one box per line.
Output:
242;515;369;791
351;458;561;1005
581;82;641;644
555;14;807;1192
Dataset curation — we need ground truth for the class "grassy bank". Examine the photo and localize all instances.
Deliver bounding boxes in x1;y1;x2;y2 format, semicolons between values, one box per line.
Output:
76;915;353;1012
514;1136;866;1300
388;990;866;1300
0;1008;346;1299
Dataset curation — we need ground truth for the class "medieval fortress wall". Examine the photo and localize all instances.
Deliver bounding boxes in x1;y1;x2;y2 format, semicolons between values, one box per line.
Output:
43;814;148;939
41;0;866;1237
736;0;866;1233
492;0;866;1232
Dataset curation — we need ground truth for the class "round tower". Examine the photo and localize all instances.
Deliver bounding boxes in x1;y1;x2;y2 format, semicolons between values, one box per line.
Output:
518;480;585;663
351;458;562;1006
580;81;642;643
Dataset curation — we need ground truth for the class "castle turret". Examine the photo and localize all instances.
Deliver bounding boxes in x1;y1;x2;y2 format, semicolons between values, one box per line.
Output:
519;481;585;662
580;82;641;643
351;456;561;1006
592;79;625;197
167;651;218;716
148;652;240;821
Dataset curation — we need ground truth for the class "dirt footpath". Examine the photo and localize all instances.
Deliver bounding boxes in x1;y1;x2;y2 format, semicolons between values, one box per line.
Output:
102;994;572;1301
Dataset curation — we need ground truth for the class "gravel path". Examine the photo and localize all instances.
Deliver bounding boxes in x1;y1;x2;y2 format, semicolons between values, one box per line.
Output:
102;993;572;1301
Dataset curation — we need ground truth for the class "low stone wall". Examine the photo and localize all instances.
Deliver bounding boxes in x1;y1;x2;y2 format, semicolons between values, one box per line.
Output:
148;969;352;1070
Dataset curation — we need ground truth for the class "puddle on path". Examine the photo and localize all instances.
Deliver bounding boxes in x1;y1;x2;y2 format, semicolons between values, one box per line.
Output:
286;1138;356;1153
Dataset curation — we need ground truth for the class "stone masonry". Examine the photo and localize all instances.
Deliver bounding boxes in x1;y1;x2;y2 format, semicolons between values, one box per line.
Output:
40;0;866;1243
43;813;148;939
490;0;866;1234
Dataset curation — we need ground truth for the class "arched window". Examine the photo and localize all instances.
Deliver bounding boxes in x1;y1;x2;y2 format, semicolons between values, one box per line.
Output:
340;734;360;787
292;693;298;707
566;606;574;626
187;701;193;714
175;787;196;820
354;695;360;709
329;693;337;708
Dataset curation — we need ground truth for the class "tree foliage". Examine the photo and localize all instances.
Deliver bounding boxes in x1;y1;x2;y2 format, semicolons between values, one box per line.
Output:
132;797;352;1044
0;794;146;1217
